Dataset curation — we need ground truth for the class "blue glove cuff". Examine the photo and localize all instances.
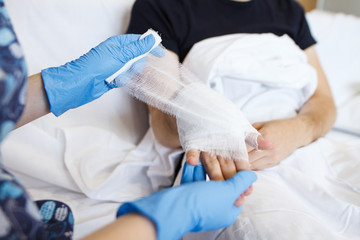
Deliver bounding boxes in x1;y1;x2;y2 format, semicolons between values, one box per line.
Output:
41;68;65;117
116;193;190;240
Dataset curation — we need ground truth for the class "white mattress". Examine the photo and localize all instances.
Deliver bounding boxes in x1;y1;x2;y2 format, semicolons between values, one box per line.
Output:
2;1;360;239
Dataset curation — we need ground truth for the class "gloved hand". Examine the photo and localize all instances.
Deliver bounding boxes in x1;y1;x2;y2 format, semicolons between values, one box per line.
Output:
117;170;257;240
41;34;164;116
180;162;206;184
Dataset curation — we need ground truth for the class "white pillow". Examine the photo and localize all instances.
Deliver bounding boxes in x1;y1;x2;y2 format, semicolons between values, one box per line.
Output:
6;0;135;74
307;10;360;107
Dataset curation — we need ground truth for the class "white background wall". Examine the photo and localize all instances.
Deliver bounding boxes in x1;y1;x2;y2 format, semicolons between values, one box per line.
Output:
317;0;360;16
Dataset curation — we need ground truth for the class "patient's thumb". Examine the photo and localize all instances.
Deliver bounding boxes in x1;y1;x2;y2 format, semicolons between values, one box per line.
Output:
256;135;273;150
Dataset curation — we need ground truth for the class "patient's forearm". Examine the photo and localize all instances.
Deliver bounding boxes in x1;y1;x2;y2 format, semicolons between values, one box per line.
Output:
145;49;182;148
249;46;336;170
149;105;181;148
15;73;50;128
297;46;336;145
297;94;336;145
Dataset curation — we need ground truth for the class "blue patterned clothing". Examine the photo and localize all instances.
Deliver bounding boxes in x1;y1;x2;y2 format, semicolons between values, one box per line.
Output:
0;0;27;143
0;1;73;239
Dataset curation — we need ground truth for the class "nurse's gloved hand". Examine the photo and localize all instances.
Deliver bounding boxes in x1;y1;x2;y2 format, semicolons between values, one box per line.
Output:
181;162;206;184
117;170;257;240
41;34;164;116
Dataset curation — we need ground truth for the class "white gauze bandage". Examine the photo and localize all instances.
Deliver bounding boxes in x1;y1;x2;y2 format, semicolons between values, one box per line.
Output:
113;32;259;162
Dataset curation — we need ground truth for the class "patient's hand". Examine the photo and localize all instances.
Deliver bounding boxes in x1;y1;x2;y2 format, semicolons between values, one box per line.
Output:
187;150;250;180
249;118;305;170
186;149;254;199
186;134;272;179
186;150;250;181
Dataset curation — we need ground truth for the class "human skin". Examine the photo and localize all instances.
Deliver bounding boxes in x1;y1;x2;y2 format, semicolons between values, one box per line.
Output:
15;73;50;128
149;45;336;178
247;45;336;170
82;213;157;240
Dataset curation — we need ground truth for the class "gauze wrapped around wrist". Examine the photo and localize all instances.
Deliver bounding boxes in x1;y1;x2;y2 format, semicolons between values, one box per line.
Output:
173;82;259;161
121;51;259;161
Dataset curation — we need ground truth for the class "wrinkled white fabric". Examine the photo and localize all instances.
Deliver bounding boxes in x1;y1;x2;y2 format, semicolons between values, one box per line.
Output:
120;51;259;161
178;33;360;240
183;33;318;123
307;10;360;107
214;136;360;240
64;127;183;201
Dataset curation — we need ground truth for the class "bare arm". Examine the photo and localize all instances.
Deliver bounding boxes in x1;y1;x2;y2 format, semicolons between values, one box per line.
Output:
296;45;337;142
249;45;336;170
148;50;182;148
15;73;50;128
82;213;156;240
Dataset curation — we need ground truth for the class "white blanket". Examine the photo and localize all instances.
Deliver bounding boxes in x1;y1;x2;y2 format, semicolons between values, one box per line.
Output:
180;33;360;240
183;33;318;123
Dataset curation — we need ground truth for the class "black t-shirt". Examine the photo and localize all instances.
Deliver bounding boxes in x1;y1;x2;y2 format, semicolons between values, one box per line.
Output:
127;0;316;62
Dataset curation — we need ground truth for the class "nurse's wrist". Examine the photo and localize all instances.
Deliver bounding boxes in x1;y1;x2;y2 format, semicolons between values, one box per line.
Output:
122;213;157;238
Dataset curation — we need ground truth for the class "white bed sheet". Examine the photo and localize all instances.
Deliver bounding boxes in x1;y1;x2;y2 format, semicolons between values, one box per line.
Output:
179;14;360;239
1;1;360;239
183;131;360;240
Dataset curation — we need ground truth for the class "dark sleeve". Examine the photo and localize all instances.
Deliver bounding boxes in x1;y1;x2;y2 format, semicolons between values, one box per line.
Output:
292;1;316;50
126;0;186;56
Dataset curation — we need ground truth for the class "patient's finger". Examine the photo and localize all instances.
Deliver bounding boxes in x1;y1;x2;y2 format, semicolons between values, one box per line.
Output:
234;159;251;171
186;149;201;166
248;149;266;163
234;193;245;207
250;157;275;170
218;156;237;180
244;185;253;196
202;152;224;181
257;136;273;150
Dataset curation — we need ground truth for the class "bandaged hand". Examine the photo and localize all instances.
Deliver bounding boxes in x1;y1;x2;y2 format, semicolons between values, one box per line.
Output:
117;170;257;240
174;82;259;162
249;118;302;170
41;34;164;116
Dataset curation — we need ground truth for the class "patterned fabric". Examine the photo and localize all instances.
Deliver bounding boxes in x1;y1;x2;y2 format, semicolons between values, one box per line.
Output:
0;168;48;240
0;0;27;144
35;200;74;240
0;1;74;239
0;169;74;240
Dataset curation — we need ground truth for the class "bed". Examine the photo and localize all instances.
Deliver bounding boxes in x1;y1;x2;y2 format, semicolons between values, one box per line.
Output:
2;0;360;239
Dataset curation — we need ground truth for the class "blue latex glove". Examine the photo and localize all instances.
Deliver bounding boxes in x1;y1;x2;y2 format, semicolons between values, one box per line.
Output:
41;34;164;116
117;170;257;240
181;162;206;184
